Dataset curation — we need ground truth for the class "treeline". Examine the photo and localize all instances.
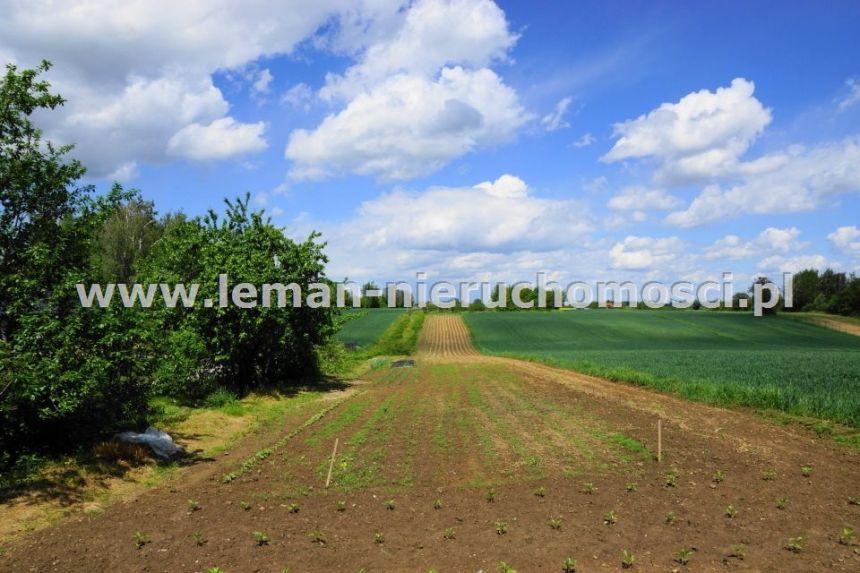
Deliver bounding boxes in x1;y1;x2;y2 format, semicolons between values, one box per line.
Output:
0;62;337;471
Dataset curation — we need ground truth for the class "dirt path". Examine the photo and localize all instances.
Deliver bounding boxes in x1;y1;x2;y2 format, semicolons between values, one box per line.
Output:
2;315;858;572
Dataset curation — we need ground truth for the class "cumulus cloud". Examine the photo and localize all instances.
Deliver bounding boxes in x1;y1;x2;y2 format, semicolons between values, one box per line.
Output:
704;227;805;260
541;96;572;131
167;117;267;161
609;236;685;270
252;68;273;95
839;78;860;112
570;133;595;148
607;186;682;211
828;225;860;256
665;138;860;227
286;67;530;180
602;78;773;183
758;255;833;274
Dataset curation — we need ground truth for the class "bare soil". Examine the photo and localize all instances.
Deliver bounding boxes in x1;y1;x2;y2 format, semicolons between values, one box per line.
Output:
1;315;858;572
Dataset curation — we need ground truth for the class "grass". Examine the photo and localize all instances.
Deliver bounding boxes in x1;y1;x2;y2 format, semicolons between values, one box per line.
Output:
335;308;407;349
464;310;860;426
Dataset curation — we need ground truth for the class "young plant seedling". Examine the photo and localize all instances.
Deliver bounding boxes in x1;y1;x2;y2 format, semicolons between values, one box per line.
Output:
534;486;546;498
433;498;443;510
784;536;803;553
665;511;677;525
675;548;693;565
839;527;855;546
240;500;251;511
133;532;150;549
207;568;223;573
776;497;788;510
712;470;725;483
621;549;635;569
801;465;813;477
849;496;860;506
384;499;396;510
443;527;456;540
253;531;269;546
549;518;563;531
665;469;678;488
761;470;777;481
581;482;595;494
603;510;618;526
497;562;517;573
192;531;206;546
729;543;746;559
486;488;496;503
309;528;326;545
626;482;637;492
187;499;201;513
725;504;738;519
336;500;346;512
562;557;577;572
374;531;385;544
288;503;300;514
495;521;508;535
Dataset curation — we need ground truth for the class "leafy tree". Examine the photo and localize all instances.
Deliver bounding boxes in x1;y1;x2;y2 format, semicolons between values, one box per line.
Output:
790;269;821;312
97;199;162;282
361;281;381;308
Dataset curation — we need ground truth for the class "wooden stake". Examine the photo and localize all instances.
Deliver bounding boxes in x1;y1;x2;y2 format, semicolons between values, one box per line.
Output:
657;419;662;463
325;437;339;488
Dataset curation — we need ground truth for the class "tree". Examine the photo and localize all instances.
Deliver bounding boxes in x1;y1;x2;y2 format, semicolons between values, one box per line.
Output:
749;276;780;315
97;197;162;282
361;281;381;308
790;269;821;312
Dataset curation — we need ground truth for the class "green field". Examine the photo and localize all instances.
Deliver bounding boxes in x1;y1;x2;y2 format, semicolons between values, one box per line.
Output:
335;308;407;348
463;310;860;426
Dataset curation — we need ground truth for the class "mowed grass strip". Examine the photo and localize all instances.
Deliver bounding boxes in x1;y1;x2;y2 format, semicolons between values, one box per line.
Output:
464;311;860;426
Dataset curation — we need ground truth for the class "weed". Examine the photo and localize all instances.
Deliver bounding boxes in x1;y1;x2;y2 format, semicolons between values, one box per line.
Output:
603;510;618;526
534;486;546;498
222;472;238;484
433;498;443;510
549;518;563;531
336;500;347;512
188;499;201;513
621;549;635;569
562;557;577;572
729;543;746;559
581;482;595;494
801;465;813;477
497;562;517;573
207;569;223;573
443;527;456;540
384;499;396;510
761;469;777;481
776;497;788;510
712;470;725;483
784;536;803;553
839;527;855;545
240;500;251;511
848;496;859;506
665;511;677;525
374;531;385;544
486;488;496;503
253;531;269;546
288;503;300;514
133;532;150;549
192;531;207;546
725;504;738;518
495;521;508;535
675;548;693;565
309;528;327;545
665;468;678;488
280;569;292;573
626;482;637;492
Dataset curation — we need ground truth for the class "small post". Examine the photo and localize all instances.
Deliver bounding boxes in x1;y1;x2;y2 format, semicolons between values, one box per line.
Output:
325;437;339;488
657;419;662;463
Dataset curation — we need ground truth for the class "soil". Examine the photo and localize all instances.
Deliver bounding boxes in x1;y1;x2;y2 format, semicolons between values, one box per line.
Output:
1;315;858;572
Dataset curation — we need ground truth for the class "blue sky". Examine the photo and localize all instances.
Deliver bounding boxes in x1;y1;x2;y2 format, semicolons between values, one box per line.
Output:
2;0;859;287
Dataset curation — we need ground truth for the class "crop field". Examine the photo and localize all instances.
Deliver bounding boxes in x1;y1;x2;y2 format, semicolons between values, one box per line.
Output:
335;308;407;349
464;310;860;426
5;315;859;572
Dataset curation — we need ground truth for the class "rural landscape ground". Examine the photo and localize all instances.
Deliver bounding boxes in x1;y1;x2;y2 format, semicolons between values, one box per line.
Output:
2;312;859;572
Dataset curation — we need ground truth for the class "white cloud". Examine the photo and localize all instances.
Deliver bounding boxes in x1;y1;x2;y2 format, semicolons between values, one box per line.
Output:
282;83;314;111
607;186;682;211
167;117;267;161
602;78;773;183
286;67;530;180
570;132;595;148
252;68;273;95
609;236;685;270
665;138;860;227
541;96;572;131
758;255;833;274
828;225;860;256
839;78;860;112
271;206;285;217
704;227;804;260
473;174;528;198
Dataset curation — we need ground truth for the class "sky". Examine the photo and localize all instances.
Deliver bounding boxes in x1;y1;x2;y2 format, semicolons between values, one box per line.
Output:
2;0;859;289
